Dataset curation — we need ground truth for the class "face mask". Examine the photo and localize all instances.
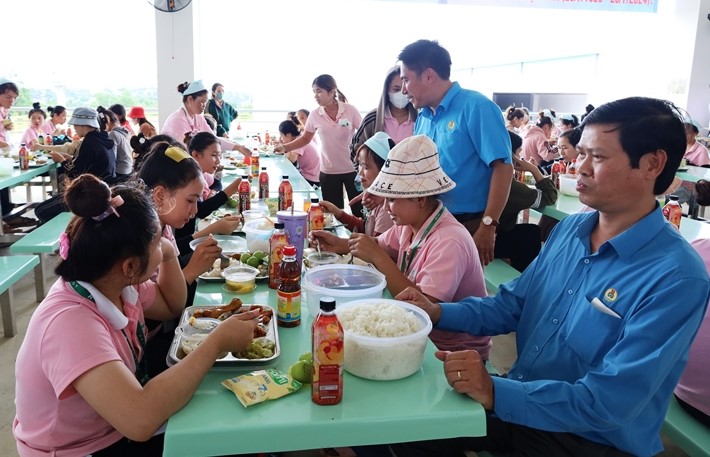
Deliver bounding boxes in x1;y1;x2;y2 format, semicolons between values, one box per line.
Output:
389;91;409;109
215;92;223;101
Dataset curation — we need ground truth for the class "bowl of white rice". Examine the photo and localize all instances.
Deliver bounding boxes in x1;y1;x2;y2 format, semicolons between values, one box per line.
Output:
336;298;432;381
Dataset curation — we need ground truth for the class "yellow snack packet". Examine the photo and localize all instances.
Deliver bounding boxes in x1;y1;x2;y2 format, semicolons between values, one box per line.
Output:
222;368;302;407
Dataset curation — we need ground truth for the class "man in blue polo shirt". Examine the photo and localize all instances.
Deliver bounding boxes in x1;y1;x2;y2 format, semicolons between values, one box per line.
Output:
398;40;513;266
392;97;710;457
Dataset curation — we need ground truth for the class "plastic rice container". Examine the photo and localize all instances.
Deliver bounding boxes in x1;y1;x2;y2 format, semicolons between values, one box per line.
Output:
242;218;274;253
336;299;432;381
302;264;386;317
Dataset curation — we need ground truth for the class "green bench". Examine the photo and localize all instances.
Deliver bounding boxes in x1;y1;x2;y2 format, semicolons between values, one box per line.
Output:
662;395;710;457
10;212;72;300
1;254;40;337
484;259;521;295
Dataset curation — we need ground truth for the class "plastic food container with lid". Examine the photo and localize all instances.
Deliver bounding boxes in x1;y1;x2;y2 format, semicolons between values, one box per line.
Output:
189;235;247;256
242;218;274;253
335;298;432;381
302;264;386;317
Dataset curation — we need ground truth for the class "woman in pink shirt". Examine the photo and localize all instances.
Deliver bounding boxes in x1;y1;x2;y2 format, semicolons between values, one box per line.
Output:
319;135;490;358
161;80;251;156
674;237;710;427
21;103;46;147
278;119;320;185
41;105;67;137
13;174;258;456
521;113;559;170
683;121;710;167
275;75;363;216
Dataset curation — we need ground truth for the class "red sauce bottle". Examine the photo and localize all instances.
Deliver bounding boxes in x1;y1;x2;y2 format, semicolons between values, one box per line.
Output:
278;175;293;211
238;175;251;213
259;167;269;199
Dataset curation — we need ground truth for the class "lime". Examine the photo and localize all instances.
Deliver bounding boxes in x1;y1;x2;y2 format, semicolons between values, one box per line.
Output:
253;250;266;260
299;351;312;363
226;197;238;208
246;257;260;268
240;253;252;263
289;360;312;383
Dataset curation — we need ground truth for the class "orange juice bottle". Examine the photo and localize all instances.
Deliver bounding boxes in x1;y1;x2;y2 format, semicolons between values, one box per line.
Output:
312;297;343;405
662;195;682;230
308;198;324;232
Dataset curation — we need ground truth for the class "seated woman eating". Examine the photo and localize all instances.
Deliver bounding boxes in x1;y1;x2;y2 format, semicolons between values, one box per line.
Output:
319;131;395;237
311;135;489;357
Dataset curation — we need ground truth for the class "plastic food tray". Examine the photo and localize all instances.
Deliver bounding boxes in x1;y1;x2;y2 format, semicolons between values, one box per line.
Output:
167;304;280;366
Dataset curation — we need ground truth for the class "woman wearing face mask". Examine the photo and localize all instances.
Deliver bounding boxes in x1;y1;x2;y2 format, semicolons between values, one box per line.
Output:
350;66;418;162
205;82;239;138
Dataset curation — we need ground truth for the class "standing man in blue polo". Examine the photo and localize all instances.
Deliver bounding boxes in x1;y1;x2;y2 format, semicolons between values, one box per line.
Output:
398;39;513;265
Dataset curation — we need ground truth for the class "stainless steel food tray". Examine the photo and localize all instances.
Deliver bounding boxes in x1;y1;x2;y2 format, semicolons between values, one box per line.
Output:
166;304;280;366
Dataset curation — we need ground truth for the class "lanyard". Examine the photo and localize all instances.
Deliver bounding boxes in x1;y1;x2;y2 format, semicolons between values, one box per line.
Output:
399;206;445;274
68;281;150;386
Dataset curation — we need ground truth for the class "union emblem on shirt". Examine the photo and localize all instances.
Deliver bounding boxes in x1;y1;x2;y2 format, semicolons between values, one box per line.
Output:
604;288;618;302
447;120;456;131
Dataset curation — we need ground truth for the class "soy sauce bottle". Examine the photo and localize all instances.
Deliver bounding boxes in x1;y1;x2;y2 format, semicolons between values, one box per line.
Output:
276;245;301;327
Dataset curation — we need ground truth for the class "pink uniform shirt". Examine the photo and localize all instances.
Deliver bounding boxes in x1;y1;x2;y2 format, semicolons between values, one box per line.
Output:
382;107;414;145
21;126;41;147
14;279;157;457
377;202;490;358
674;237;710;417
41;119;56;136
522;125;557;163
162;106;236;152
304;101;362;174
295;140;320;182
684;141;710;167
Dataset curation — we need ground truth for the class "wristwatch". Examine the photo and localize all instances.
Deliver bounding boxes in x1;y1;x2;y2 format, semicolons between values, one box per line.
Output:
482;216;499;227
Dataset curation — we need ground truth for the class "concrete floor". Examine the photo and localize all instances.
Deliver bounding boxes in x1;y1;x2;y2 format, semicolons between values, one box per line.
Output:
0;189;689;456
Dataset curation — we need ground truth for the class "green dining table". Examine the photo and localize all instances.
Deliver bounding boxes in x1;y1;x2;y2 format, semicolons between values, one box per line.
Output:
0;161;59;241
532;192;710;241
676;165;710;184
162;157;487;457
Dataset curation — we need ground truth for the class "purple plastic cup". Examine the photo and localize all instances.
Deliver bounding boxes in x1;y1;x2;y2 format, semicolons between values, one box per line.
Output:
276;210;308;265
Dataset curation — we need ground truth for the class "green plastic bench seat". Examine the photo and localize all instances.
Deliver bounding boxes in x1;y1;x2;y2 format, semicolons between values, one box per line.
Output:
484;259;521;295
662;395;710;457
10;212;72;300
0;254;40;337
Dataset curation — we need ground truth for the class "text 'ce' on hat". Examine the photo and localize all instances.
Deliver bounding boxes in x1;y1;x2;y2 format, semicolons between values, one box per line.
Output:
69;107;100;129
368;135;455;198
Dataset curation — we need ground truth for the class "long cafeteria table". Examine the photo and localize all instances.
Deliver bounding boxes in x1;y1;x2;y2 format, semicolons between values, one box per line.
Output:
163;156;486;456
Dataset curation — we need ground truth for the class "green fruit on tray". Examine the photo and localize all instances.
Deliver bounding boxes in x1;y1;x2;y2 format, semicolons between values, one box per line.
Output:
253;250;266;260
246;257;260;268
226;197;238;208
240;253;252;263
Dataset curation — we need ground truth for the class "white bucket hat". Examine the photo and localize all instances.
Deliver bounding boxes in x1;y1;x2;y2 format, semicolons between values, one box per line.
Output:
368;135;455;198
69;107;99;128
183;80;207;96
363;131;392;162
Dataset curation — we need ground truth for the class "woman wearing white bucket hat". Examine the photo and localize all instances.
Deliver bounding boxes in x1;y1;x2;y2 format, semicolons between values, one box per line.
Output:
345;135;491;357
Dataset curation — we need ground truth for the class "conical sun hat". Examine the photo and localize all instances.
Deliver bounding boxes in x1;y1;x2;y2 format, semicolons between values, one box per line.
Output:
368;135;455;198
